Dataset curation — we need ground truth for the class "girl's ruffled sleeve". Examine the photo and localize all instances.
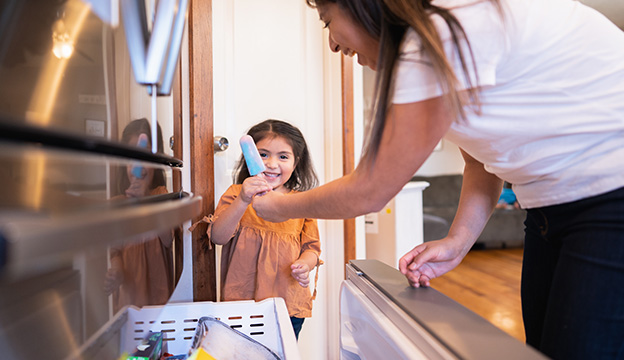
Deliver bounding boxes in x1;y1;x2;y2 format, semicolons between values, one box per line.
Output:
188;185;241;249
300;218;321;258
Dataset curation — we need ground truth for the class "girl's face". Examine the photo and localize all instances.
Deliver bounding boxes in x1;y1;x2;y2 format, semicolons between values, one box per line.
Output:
318;3;380;70
256;135;296;193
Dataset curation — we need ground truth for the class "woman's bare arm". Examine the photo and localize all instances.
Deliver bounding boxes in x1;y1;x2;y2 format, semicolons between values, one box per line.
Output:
253;96;454;221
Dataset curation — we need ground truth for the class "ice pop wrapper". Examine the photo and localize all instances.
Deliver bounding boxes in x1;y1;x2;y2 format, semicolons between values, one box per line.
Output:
240;135;266;176
131;133;149;178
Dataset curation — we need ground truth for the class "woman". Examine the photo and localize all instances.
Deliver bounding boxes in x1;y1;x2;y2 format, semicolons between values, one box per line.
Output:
253;0;624;358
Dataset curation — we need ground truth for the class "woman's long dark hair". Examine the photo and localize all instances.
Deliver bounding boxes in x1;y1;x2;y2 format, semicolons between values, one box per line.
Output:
234;119;319;191
306;0;500;160
116;118;167;195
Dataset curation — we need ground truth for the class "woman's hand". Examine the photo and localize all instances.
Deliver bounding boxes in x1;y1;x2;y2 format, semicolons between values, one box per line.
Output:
240;176;271;203
291;260;311;288
398;237;468;288
400;150;502;287
252;190;290;222
211;179;272;245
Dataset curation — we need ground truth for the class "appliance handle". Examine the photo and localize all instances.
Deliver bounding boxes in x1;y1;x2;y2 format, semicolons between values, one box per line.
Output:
0;232;6;272
121;0;149;84
3;193;202;280
144;0;176;84
157;0;189;95
0;121;184;167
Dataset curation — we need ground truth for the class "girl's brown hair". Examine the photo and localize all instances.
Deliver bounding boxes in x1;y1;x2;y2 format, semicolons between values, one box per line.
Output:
116;118;167;195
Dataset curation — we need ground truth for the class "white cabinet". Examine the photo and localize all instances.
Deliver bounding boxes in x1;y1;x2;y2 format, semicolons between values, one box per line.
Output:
365;181;429;268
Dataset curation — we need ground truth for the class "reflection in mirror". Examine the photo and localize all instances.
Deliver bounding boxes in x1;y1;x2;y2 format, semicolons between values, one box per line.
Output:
0;0;186;358
104;118;180;314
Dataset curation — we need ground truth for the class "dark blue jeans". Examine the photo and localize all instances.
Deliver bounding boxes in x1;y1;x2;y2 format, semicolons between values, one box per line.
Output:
290;317;305;340
522;186;624;359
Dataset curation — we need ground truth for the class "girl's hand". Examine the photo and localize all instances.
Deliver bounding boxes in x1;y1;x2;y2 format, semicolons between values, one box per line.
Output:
240;176;271;203
398;237;468;288
291;261;311;288
103;265;123;295
125;174;151;198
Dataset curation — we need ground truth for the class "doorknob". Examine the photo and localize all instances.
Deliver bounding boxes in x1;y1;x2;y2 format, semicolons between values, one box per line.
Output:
214;136;229;152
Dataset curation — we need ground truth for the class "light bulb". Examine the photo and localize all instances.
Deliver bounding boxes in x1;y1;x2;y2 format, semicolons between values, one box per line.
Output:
52;19;74;59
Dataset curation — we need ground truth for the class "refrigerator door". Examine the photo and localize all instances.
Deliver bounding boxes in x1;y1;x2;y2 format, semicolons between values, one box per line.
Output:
0;139;201;359
0;0;189;145
0;0;198;359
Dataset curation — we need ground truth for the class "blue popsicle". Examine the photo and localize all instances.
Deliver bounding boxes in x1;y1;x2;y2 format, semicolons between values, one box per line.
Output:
240;135;266;176
131;133;149;178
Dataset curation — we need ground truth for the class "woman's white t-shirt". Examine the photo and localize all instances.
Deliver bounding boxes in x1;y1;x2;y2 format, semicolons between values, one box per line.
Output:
392;0;624;208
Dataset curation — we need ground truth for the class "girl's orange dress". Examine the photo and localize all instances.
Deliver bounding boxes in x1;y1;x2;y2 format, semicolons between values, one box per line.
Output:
207;184;321;318
110;186;174;313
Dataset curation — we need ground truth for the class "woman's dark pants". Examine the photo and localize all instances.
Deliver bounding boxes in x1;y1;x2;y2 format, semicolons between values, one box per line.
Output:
522;187;624;359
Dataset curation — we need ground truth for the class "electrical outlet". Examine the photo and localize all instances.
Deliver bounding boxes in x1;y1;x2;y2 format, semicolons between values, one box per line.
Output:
85;119;105;137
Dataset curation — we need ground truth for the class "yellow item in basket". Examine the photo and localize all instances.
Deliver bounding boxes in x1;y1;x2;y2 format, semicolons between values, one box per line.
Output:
190;317;280;360
188;348;217;360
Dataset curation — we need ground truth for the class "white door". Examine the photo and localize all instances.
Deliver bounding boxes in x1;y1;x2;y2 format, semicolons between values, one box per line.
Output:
212;0;325;198
211;1;341;359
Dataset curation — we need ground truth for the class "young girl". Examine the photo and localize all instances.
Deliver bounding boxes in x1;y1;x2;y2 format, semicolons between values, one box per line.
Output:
104;118;174;313
208;119;320;339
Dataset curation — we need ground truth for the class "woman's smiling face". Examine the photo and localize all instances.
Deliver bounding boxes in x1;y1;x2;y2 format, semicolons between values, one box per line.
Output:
256;135;296;193
318;3;380;70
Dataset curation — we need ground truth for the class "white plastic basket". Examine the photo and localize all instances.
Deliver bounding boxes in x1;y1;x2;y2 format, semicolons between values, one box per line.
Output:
73;298;300;360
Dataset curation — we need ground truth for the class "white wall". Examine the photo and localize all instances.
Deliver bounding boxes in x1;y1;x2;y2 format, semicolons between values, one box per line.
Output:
415;140;464;176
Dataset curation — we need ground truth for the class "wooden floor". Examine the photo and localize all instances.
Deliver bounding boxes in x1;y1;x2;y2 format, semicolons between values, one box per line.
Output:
430;247;526;342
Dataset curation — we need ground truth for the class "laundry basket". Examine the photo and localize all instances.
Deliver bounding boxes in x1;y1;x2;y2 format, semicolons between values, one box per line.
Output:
73;298;300;360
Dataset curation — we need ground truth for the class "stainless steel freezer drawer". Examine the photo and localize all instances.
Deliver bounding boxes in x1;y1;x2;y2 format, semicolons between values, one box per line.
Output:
342;260;547;359
0;139;201;360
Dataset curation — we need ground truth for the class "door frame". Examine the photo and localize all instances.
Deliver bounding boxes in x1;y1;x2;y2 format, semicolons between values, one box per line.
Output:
188;0;216;301
341;55;356;265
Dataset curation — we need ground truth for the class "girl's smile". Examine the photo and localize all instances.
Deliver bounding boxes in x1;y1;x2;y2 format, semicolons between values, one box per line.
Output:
256;136;296;193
